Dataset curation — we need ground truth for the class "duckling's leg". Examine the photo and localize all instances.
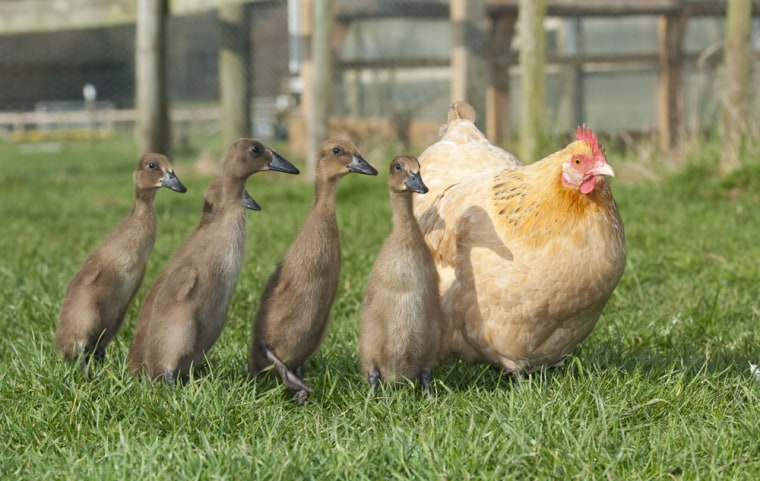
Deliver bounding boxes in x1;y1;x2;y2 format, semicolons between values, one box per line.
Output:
420;369;432;395
78;345;100;380
94;346;106;362
504;369;522;392
163;368;188;387
79;353;92;380
262;344;313;394
367;368;380;389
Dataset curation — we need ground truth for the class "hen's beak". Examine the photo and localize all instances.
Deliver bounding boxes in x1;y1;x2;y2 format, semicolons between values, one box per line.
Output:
590;163;615;178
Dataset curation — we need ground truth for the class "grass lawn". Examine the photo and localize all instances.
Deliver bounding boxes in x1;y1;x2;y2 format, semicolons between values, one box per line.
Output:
1;135;759;480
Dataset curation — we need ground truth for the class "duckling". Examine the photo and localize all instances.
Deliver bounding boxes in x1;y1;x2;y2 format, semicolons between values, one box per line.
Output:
359;155;443;390
54;153;186;374
199;176;261;228
249;139;378;404
125;175;260;377
126;139;299;385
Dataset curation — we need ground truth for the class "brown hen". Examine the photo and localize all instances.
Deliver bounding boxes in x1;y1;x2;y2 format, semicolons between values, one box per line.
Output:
414;102;626;375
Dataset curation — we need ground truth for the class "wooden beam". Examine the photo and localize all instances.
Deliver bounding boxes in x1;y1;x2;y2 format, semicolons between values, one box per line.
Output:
0;0;136;34
0;0;268;35
490;0;760;17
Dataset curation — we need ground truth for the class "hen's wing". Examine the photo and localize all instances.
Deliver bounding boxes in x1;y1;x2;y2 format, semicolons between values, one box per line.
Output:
417;168;510;268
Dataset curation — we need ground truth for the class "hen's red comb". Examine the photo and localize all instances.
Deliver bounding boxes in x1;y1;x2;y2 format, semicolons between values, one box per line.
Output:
575;124;605;159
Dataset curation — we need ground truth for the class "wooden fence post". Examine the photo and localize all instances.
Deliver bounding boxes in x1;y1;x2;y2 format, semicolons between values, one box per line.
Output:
451;0;488;122
307;0;333;181
720;0;753;174
135;0;170;155
487;11;516;146
657;10;688;151
219;3;252;148
518;0;546;163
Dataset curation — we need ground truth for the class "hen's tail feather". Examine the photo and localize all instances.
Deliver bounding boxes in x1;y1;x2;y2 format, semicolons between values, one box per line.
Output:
447;101;476;123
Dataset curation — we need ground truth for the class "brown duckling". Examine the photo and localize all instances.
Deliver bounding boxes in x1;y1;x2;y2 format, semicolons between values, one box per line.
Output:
249;139;378;404
126;139;298;385
54;153;186;374
125;175;260;377
359;155;443;390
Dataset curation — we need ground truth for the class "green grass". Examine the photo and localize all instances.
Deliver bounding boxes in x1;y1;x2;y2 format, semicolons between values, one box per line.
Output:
1;135;759;480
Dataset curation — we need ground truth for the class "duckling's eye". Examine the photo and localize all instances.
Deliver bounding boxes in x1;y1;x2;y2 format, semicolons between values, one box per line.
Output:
573;157;581;166
394;163;402;171
332;147;342;155
148;161;157;169
250;144;262;154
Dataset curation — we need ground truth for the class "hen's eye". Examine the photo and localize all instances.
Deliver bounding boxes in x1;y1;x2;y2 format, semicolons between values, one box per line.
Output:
332;147;342;155
148;161;157;169
573;157;581;166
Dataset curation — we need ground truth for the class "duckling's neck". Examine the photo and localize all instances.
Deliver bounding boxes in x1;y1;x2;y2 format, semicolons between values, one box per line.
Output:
312;177;340;214
390;191;417;232
219;175;247;213
133;187;158;217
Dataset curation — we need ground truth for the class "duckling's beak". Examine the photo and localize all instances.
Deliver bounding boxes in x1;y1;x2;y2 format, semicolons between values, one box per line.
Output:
243;190;261;211
268;151;300;175
347;154;378;176
161;170;187;193
405;172;428;194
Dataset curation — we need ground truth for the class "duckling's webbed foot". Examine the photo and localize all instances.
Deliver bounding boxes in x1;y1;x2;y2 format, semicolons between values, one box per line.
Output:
163;368;189;387
295;389;309;405
367;368;380;389
420;369;432;394
78;344;104;380
262;344;313;394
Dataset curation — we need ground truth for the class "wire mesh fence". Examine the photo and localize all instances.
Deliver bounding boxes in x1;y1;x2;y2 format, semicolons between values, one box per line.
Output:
0;0;757;149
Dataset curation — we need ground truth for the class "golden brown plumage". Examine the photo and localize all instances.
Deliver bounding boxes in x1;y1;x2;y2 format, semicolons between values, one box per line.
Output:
414;102;626;375
249;139;378;403
126;139;298;385
359;155;443;390
54;153;186;373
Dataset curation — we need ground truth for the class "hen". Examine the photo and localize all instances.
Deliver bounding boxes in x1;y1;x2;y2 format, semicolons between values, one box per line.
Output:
414;102;626;375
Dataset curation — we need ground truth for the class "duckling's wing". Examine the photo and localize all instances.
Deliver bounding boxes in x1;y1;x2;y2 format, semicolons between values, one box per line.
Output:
160;265;199;301
77;257;103;286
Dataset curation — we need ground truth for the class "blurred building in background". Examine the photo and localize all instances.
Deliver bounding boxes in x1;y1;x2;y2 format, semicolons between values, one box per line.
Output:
0;0;757;147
